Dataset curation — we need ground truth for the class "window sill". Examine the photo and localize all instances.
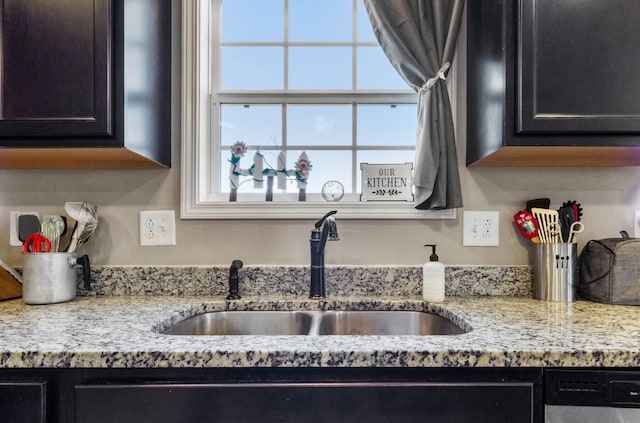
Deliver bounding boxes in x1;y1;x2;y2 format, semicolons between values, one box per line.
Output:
180;200;455;219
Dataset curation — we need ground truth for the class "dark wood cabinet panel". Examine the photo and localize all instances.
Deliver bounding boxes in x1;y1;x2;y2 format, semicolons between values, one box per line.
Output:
1;0;111;137
518;0;640;133
0;367;544;423
467;0;640;166
0;0;171;168
75;382;535;423
0;380;48;423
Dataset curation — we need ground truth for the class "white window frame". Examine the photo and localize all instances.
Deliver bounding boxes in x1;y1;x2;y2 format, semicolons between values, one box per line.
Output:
180;0;457;219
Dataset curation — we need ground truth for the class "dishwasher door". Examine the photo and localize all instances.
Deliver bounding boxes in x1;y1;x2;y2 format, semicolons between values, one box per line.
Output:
545;370;640;423
546;404;640;423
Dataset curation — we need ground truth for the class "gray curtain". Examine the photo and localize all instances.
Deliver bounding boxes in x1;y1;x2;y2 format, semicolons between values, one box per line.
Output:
363;0;465;210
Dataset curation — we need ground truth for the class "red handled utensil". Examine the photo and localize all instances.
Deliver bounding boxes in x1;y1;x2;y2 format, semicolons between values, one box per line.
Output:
23;233;52;253
514;211;540;243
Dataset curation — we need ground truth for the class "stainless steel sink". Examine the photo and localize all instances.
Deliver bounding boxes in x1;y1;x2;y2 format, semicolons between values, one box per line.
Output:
161;310;466;336
317;311;466;336
162;311;314;335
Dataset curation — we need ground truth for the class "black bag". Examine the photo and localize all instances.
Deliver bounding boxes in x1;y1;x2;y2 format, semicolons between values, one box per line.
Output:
578;231;640;305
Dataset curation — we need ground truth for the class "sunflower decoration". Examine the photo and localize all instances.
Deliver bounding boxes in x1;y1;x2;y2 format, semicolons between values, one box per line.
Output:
294;152;312;187
230;140;247;159
295;154;312;173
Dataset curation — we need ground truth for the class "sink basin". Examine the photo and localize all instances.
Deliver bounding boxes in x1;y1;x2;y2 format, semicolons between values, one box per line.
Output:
317;311;466;336
162;311;313;335
162;310;466;336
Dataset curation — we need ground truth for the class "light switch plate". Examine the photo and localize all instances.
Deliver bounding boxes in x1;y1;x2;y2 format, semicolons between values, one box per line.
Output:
463;211;500;247
139;210;176;246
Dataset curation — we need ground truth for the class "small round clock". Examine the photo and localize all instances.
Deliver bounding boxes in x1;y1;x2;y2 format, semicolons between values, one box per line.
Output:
321;180;345;202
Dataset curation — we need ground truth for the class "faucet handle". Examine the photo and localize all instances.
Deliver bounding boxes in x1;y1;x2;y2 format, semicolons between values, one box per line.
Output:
314;210;337;229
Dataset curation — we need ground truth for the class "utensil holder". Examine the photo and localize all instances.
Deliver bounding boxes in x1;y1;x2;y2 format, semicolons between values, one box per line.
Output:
532;243;577;302
22;253;91;305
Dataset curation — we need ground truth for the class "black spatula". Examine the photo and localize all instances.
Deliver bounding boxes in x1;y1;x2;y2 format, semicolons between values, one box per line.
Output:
18;215;41;243
526;198;551;212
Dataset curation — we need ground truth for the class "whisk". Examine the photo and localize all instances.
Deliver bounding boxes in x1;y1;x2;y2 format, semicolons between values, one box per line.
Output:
65;202;98;253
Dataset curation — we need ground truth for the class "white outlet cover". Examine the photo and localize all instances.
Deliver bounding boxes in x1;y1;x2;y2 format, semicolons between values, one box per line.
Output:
463;211;500;247
139;210;176;246
635;210;640;238
9;211;40;246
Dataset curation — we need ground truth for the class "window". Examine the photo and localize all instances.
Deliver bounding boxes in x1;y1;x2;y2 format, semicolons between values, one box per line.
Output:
181;0;456;219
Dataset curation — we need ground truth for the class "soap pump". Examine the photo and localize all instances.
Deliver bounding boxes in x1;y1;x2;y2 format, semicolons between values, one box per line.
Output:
423;244;445;302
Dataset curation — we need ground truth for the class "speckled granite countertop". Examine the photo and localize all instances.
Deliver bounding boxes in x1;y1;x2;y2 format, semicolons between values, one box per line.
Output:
0;265;638;369
1;294;639;369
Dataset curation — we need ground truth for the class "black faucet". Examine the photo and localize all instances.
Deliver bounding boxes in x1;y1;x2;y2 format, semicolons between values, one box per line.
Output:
226;259;244;300
309;211;339;299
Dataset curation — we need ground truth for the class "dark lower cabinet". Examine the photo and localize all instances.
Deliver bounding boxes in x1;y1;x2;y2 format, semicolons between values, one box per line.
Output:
0;368;543;423
76;381;535;423
0;380;48;423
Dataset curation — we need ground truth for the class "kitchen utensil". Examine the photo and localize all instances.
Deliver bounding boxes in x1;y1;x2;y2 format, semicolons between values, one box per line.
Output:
531;207;559;243
41;215;65;252
557;205;577;242
18;214;41;243
21;252;91;304
548;221;584;243
513;210;540;243
65;202;98;253
566;221;584;243
525;198;551;213
561;200;583;221
23;233;51;253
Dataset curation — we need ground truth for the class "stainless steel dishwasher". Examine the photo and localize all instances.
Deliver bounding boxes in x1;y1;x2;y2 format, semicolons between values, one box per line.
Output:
546;370;640;423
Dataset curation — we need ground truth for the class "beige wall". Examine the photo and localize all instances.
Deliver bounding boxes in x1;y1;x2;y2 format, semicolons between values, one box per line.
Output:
2;6;639;268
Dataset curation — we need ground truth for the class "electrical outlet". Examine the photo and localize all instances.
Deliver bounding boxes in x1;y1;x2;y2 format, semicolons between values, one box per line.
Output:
139;210;176;246
635;210;640;238
9;211;40;246
463;211;500;247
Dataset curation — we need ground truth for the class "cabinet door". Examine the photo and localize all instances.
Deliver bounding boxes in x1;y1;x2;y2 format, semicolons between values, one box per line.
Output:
0;0;112;137
76;382;534;423
518;0;640;134
0;381;48;423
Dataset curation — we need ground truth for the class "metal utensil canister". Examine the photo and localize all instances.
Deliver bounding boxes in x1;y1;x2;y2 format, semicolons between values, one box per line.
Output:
21;253;90;304
532;243;577;302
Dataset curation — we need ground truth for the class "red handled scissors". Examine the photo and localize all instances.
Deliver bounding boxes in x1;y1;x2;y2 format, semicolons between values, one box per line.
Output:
23;233;52;253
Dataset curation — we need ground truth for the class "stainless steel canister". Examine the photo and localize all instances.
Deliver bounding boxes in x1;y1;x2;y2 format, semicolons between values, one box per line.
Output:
22;253;79;304
532;243;578;302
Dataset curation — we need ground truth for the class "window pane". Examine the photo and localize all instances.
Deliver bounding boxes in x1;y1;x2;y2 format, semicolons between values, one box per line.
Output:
289;0;352;42
220;104;282;148
357;47;408;90
289;150;353;193
357;151;415;193
357;1;377;42
221;0;284;42
289;47;351;90
358;104;416;146
222;47;284;90
288;105;351;146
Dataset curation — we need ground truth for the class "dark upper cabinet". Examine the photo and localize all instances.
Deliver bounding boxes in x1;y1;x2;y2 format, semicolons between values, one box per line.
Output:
467;0;640;166
0;0;171;168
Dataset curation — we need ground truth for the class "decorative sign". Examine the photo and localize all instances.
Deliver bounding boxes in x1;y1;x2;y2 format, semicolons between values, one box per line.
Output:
360;162;414;202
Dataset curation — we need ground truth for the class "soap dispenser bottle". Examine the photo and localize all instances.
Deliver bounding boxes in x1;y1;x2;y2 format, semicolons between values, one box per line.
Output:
423;244;445;302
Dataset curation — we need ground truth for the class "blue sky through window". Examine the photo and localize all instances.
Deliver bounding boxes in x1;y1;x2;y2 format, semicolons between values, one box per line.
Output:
216;0;415;198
